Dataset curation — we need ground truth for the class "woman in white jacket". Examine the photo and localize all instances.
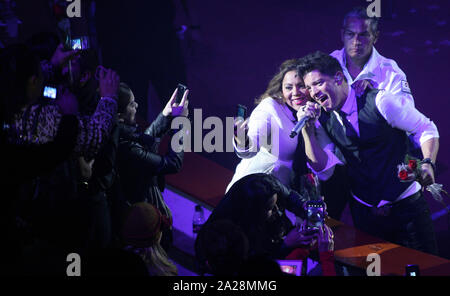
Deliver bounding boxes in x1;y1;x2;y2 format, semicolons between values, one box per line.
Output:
227;59;311;192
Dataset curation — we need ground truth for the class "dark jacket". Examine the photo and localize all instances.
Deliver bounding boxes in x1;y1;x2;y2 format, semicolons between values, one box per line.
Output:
117;113;183;218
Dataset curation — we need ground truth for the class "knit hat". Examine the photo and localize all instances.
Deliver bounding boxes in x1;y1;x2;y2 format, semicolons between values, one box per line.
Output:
121;202;171;248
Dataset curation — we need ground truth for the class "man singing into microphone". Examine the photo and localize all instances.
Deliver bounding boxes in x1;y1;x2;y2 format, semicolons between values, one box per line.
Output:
296;51;439;255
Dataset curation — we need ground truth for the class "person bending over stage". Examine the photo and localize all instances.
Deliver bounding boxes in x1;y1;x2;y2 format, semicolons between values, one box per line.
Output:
297;51;439;255
197;173;335;275
227;59;313;195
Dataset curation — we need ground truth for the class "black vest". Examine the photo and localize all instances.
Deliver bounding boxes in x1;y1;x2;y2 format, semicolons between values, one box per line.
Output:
318;89;412;205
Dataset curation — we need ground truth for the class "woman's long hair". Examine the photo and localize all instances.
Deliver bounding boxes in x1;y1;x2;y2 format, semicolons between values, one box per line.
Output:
125;238;178;276
122;203;177;276
255;58;300;105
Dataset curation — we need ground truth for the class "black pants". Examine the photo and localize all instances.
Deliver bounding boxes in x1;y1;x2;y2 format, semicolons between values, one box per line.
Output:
349;191;438;255
321;165;352;220
85;192;112;250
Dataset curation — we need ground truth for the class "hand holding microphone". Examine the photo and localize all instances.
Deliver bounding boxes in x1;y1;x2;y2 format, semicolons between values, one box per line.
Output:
290;102;322;138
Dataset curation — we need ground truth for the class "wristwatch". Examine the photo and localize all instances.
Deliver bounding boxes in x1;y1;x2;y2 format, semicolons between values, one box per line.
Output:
422;158;436;172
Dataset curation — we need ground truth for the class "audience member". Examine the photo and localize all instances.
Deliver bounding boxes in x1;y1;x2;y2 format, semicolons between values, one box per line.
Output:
197;174;335;275
0;42;119;259
203;174;309;259
1;43;118;158
116;83;188;251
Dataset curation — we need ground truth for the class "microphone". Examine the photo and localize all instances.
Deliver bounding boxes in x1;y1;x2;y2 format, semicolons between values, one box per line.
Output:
289;114;310;138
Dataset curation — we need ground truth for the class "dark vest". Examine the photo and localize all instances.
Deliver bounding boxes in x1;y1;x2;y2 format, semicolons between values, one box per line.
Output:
318;89;411;205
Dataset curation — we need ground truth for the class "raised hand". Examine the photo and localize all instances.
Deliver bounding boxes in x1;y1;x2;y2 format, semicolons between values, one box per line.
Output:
99;68;120;98
234;118;249;149
298;101;321;134
163;87;190;117
50;44;79;68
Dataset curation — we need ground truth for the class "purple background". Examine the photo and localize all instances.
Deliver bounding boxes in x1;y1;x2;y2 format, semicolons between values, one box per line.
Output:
16;0;450;253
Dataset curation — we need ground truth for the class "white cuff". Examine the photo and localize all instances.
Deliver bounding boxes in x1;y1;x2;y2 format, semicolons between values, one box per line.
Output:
308;149;343;181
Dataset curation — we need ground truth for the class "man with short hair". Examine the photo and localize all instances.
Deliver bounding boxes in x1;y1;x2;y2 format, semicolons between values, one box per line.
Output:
296;51;439;255
331;7;414;102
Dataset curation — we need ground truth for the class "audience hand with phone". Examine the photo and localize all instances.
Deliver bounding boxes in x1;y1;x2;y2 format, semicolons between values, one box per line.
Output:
50;43;79;69
284;224;318;249
285;220;334;252
317;224;334;252
162;86;189;117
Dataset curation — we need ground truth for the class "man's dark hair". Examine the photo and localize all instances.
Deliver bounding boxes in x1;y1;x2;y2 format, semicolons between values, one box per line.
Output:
27;32;61;61
78;49;99;75
343;6;379;35
297;51;344;79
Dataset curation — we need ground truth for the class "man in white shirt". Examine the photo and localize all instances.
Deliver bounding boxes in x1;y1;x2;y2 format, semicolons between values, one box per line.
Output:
330;7;414;102
296;51;439;255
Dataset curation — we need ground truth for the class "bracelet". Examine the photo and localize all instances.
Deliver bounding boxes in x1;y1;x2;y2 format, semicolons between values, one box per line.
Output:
422;158;436;172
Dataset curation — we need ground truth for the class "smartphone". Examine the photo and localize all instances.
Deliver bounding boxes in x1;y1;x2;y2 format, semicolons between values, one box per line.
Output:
43;86;57;100
71;36;89;50
306;200;325;231
405;264;420;276
236;104;247;120
175;83;187;104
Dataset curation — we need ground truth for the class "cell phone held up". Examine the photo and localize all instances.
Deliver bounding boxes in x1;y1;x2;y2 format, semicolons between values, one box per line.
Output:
236;104;247;120
175;83;187;104
43;85;57;100
405;264;420;276
70;36;89;51
305;200;325;231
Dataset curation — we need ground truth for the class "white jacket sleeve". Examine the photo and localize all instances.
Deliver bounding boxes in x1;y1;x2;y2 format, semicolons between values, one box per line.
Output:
234;103;274;159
